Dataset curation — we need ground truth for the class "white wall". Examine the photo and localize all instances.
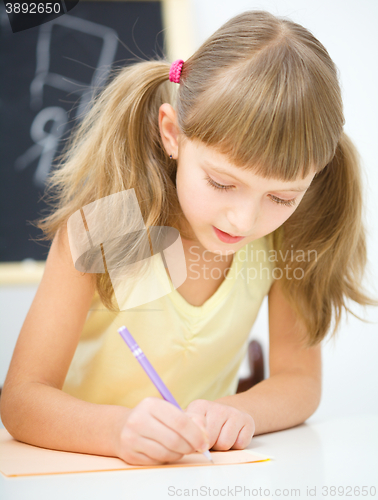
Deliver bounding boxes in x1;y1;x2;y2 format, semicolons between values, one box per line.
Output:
1;0;377;428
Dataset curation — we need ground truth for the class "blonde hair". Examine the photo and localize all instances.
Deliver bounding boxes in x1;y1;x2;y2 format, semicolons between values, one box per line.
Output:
36;10;377;347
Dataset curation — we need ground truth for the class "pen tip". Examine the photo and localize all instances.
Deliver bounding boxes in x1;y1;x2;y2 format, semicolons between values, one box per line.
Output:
202;449;213;463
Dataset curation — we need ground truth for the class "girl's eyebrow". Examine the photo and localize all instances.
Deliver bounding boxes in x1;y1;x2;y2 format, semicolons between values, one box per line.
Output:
207;164;310;192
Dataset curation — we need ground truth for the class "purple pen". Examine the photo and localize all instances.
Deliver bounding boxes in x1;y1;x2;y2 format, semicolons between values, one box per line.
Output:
118;325;213;463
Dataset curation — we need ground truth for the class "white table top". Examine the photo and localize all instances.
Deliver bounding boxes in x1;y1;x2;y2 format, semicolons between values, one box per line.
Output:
1;414;377;500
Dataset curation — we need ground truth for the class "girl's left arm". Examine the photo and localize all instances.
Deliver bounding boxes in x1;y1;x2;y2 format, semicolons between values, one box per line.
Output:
214;278;322;436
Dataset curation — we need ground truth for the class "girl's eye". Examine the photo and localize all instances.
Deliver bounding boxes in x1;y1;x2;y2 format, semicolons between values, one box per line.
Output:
270;195;297;207
205;175;296;207
205;175;234;192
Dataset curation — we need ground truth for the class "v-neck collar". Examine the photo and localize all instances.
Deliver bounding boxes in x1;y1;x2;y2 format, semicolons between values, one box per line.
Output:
155;244;243;317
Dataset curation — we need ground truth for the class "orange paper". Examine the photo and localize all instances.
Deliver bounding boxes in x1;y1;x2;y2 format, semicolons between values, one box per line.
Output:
0;429;270;477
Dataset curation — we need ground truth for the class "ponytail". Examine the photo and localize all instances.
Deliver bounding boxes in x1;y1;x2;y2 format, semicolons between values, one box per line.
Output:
275;131;378;347
35;60;184;309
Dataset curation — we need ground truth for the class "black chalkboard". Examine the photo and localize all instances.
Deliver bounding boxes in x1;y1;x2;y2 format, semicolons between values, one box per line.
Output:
0;0;165;262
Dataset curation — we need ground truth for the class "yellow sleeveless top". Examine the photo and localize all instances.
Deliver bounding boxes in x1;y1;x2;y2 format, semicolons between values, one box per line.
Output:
62;231;277;409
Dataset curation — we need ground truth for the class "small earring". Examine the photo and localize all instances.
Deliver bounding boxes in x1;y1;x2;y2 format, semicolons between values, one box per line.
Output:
169;154;173;159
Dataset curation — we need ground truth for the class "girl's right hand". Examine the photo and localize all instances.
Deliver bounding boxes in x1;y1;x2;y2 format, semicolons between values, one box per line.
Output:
114;397;210;465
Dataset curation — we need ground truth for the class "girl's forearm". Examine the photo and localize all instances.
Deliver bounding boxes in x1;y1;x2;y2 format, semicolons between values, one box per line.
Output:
214;371;321;436
0;381;129;457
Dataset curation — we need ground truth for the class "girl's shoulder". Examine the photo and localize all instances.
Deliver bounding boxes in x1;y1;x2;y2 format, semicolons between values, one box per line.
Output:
44;224;97;303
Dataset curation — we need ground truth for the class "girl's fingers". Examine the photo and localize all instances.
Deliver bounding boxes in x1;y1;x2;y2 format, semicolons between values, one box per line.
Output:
129;398;207;453
144;399;209;452
210;409;253;451
211;417;241;451
138;413;197;455
185;412;209;445
214;413;255;450
123;441;184;465
133;435;185;463
199;410;228;449
231;419;255;449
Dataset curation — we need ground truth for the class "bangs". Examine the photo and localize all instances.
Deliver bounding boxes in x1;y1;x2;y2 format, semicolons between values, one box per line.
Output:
179;37;344;181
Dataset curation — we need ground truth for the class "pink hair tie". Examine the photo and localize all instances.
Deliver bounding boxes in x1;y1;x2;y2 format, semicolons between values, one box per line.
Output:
169;59;184;83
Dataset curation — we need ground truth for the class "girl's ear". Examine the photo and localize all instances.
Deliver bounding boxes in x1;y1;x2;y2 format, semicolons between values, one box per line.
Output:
158;103;181;158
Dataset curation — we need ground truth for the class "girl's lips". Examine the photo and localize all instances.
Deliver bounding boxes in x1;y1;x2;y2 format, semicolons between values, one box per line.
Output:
213;226;246;244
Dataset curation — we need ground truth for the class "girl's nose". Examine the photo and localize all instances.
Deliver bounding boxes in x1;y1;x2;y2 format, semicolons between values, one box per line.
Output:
227;202;258;236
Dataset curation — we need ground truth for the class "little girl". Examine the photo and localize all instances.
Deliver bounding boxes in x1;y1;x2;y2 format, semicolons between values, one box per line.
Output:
1;10;377;466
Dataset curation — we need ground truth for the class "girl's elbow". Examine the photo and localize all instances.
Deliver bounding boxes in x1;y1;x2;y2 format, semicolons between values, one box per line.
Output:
0;386;14;435
0;382;25;438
